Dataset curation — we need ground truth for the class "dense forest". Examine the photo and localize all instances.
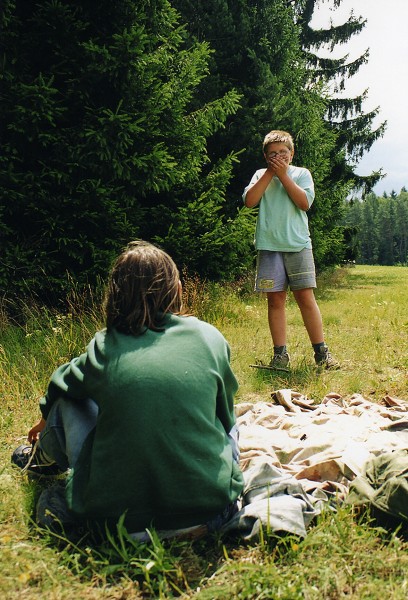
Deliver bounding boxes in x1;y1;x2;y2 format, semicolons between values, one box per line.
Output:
0;0;387;303
343;189;408;266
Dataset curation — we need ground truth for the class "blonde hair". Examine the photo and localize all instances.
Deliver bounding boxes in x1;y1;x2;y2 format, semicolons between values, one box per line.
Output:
263;130;294;153
104;240;183;335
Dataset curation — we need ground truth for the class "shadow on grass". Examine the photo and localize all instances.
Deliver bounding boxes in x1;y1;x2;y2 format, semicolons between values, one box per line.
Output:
250;362;323;390
26;501;236;598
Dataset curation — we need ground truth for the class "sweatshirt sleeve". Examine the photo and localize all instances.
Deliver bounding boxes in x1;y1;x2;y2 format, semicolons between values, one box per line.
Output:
39;332;105;419
215;338;239;435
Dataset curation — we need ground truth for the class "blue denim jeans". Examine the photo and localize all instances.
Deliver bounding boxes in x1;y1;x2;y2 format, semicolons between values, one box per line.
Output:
206;499;239;533
38;397;98;470
38;397;240;537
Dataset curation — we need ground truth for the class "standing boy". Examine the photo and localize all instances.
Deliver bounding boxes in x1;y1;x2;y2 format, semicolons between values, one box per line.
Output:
243;130;338;370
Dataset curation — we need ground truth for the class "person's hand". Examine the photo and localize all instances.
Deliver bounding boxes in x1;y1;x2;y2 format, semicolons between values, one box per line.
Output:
28;417;46;443
268;154;289;178
265;159;277;176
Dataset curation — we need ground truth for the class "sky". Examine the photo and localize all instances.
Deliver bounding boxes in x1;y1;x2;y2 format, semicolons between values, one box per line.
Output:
310;0;408;196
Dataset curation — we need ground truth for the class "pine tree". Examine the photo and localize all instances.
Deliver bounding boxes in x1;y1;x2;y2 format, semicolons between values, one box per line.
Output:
377;199;396;265
0;0;247;301
396;193;408;263
171;0;311;189
360;194;380;263
344;190;408;266
172;0;348;269
295;0;386;194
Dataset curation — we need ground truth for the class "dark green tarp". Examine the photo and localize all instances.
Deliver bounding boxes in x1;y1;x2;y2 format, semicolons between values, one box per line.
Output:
347;449;408;524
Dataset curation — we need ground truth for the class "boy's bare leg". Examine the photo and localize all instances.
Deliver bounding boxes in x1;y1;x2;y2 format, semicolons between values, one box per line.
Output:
292;287;324;344
267;291;287;346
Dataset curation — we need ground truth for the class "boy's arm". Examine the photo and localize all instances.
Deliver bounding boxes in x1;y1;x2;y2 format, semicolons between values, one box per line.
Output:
278;172;309;211
273;156;310;211
244;167;276;207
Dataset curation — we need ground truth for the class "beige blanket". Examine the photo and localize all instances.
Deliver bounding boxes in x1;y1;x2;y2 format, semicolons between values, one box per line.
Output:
237;390;408;499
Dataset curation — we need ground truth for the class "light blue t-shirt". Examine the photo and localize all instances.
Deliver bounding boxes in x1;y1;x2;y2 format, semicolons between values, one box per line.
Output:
243;166;315;252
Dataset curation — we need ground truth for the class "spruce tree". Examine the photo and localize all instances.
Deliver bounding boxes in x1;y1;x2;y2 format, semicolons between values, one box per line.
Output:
361;195;380;264
396;193;408;263
344;190;408;265
377;199;396;265
343;193;380;264
296;0;386;194
0;0;247;301
172;0;348;269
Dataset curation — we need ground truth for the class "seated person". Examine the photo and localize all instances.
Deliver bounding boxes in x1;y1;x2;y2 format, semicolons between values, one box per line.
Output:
12;240;243;538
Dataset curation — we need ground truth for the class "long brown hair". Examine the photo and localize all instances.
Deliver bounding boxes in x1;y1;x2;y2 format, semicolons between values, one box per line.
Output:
104;241;183;335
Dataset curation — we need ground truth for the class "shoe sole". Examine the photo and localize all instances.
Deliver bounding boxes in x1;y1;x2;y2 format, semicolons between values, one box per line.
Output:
250;364;290;373
11;444;63;478
315;362;341;370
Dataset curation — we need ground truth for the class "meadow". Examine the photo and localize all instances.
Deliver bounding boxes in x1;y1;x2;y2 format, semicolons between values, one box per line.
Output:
1;264;408;599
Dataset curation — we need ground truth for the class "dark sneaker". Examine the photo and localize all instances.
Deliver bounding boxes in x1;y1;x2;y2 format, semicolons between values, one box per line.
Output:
11;442;62;477
269;351;291;372
314;345;340;370
36;484;83;538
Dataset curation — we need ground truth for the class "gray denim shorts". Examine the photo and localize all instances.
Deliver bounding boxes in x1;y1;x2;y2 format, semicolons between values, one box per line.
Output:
255;248;316;292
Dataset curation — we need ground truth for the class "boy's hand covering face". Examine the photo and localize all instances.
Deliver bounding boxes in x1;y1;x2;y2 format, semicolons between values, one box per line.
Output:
269;156;290;178
264;142;293;170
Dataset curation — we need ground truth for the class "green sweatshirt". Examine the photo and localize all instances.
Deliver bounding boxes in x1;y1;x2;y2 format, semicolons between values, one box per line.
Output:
40;314;243;531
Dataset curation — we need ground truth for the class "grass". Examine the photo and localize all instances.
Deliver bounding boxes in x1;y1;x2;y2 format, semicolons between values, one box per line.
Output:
1;264;408;599
217;264;408;402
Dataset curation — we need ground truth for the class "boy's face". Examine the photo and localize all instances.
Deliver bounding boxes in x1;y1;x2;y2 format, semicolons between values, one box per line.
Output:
264;142;294;165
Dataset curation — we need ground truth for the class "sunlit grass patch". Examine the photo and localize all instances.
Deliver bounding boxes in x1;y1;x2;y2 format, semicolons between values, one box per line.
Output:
2;265;408;598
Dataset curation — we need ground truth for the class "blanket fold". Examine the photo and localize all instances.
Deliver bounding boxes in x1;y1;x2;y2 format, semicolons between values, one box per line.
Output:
224;390;408;540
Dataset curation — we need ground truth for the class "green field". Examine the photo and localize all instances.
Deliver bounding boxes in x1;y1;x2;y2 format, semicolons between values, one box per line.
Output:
1;264;408;599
